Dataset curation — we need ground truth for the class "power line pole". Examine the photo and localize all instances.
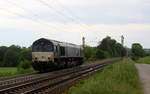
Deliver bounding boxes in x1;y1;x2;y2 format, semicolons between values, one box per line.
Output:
82;37;85;59
121;35;129;57
82;37;85;49
121;35;124;46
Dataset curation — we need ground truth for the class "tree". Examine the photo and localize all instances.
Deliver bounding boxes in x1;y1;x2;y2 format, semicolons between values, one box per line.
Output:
84;45;96;60
115;43;127;57
3;45;21;67
95;49;106;59
131;43;145;60
18;48;32;63
0;46;8;66
9;45;21;53
97;36;126;57
98;36;116;57
0;46;7;61
3;49;18;67
98;36;111;51
109;39;117;56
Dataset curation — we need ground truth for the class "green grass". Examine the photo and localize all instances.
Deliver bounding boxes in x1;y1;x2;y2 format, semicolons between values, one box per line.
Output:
0;67;35;78
68;58;143;94
0;67;18;77
136;56;150;64
0;67;17;73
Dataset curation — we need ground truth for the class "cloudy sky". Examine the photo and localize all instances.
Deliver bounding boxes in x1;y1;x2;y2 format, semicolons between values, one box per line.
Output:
0;0;150;48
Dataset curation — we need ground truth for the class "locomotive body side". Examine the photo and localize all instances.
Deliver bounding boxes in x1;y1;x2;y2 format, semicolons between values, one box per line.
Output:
32;38;84;72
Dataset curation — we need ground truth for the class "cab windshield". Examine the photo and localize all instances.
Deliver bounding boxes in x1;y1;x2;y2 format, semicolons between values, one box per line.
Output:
32;41;53;52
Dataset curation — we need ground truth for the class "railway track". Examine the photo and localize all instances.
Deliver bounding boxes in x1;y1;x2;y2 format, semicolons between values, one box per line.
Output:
0;58;122;94
0;72;38;81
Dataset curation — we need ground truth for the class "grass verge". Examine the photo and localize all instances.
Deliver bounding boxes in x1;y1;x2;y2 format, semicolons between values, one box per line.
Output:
0;67;35;78
136;56;150;64
0;67;18;77
68;58;143;94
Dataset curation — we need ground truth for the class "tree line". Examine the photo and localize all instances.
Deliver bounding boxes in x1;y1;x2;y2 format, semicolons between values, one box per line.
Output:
84;36;127;61
84;36;150;61
0;36;149;67
0;45;31;67
0;36;126;67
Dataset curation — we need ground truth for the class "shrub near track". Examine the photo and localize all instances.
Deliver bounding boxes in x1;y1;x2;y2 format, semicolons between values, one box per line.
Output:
137;56;150;64
68;58;143;94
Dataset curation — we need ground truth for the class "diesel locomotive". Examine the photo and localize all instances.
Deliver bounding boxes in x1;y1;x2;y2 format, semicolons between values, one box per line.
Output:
32;38;84;72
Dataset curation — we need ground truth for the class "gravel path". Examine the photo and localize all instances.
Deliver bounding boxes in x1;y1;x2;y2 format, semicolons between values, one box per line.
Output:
135;64;150;94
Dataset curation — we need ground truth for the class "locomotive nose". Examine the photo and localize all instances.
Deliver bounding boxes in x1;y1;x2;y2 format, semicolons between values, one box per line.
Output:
32;52;54;62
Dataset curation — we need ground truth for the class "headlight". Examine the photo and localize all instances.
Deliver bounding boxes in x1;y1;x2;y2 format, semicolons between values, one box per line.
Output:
35;57;37;60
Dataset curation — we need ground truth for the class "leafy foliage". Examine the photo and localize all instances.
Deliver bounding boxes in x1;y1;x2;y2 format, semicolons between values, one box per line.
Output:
84;46;96;60
84;36;127;61
98;36;126;57
18;48;32;63
17;60;32;73
0;46;7;61
95;49;106;59
3;46;20;67
131;43;145;60
18;60;31;70
0;45;31;67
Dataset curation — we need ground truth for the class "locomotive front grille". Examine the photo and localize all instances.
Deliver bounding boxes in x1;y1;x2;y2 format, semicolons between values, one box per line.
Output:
32;52;54;62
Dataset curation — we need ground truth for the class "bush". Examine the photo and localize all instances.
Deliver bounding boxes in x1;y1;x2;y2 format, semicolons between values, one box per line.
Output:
131;43;145;58
95;49;106;59
17;60;32;73
84;46;96;60
131;56;139;61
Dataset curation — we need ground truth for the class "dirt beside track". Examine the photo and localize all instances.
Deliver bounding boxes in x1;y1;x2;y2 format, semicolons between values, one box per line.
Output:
135;64;150;94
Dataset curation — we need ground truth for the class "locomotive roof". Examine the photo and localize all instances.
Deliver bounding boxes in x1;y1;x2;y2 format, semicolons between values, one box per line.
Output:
35;38;82;49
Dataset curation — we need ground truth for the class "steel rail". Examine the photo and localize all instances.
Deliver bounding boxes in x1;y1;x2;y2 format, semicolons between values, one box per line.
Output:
0;58;122;94
24;64;107;94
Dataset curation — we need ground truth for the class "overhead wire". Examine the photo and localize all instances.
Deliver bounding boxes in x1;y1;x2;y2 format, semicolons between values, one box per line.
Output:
37;0;75;22
39;0;92;37
53;0;91;28
2;0;92;36
36;0;88;32
0;7;40;24
2;0;70;32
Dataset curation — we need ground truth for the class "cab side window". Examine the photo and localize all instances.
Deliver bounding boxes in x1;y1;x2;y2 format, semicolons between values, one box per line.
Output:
60;46;65;56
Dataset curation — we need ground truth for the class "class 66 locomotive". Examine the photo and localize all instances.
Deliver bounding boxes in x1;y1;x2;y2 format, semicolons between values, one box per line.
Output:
32;38;84;72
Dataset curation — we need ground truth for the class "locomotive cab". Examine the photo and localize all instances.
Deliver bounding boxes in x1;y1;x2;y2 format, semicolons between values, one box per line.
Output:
32;38;55;72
